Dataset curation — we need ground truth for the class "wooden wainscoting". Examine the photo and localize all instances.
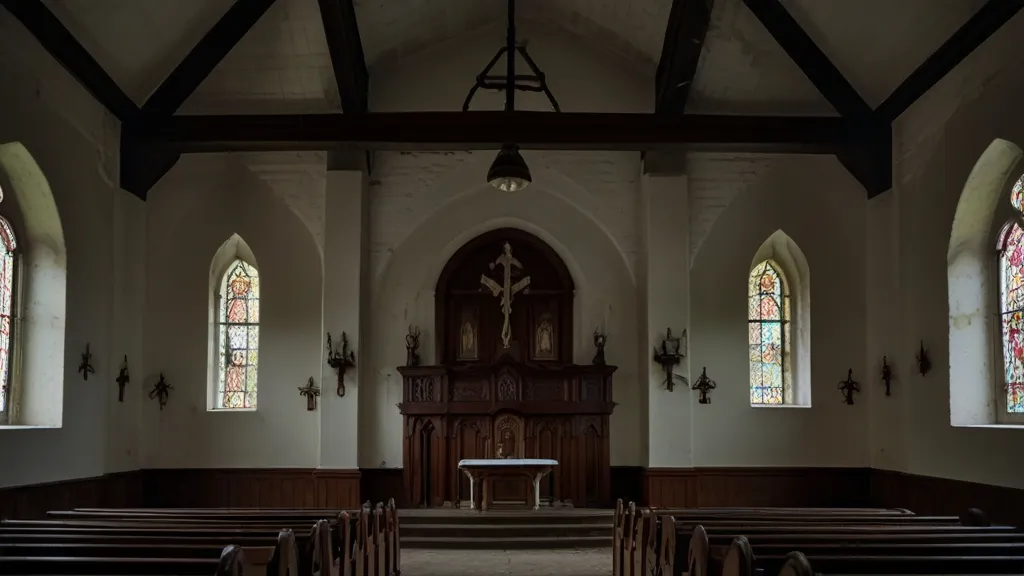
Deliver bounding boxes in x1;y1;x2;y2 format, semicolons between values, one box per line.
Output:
870;469;1024;526
360;468;404;507
0;470;143;519
643;467;873;508
142;468;361;508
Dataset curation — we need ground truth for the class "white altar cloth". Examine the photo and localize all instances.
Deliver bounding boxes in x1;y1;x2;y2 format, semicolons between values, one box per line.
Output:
459;458;558;467
458;459;559;510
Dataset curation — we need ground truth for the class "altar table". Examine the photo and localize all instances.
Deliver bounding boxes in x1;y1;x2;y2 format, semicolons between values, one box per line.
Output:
458;459;558;511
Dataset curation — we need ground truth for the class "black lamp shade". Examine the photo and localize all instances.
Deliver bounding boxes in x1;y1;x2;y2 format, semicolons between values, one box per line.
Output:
487;144;532;192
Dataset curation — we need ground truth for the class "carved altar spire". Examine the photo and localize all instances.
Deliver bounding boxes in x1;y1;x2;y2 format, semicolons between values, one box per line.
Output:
480;242;531;348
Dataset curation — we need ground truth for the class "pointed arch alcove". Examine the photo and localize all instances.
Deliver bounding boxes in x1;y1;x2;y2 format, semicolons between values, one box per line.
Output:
398;228;616;508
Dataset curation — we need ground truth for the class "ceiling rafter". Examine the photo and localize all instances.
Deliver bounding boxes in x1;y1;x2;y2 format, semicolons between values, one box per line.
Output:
740;0;890;197
142;0;277;117
655;0;714;120
135;111;858;153
122;0;278;200
0;0;138;123
876;0;1024;124
316;0;369;115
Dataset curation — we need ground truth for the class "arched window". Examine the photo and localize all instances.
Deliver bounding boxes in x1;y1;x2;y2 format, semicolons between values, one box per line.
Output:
748;259;790;405
214;259;260;409
0;215;17;423
997;174;1024;416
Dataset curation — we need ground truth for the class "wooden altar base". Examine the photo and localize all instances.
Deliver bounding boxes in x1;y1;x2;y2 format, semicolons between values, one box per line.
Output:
399;507;613;549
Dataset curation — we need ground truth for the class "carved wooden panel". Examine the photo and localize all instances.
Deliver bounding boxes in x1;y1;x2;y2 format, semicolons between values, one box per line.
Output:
495;367;520;402
581;375;604;402
452;417;489;501
493;413;525;458
524;379;566;402
410;376;438;402
451;379;487;402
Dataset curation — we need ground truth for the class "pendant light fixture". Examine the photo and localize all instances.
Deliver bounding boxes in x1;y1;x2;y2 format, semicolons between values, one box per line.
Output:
487;144;531;192
462;0;560;192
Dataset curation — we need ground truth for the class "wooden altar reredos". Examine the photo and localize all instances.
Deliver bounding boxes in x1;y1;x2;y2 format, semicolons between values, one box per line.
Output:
397;228;617;508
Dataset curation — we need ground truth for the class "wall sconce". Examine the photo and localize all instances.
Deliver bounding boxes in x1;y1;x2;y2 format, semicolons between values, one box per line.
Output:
652;327;687;391
326;332;356;397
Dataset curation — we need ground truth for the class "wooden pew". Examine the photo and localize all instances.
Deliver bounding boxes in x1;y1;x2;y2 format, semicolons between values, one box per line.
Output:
0;529;289;575
0;500;401;576
612;500;1021;576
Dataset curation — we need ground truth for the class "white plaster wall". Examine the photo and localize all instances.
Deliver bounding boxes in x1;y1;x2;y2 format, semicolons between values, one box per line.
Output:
869;36;1024;488
0;9;143;487
141;155;323;469
689;155;869;467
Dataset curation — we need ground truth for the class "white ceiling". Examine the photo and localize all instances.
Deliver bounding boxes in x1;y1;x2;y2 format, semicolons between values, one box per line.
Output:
36;0;986;114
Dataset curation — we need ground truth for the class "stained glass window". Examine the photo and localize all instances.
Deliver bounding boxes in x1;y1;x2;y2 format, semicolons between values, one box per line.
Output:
748;260;790;405
999;220;1024;413
215;259;259;409
1011;174;1024;213
0;216;16;416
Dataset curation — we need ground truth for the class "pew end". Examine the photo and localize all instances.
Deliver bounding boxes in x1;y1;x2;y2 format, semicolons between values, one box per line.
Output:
776;552;813;576
722;536;753;576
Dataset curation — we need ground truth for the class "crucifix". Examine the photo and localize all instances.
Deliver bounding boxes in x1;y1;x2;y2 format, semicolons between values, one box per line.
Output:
115;355;130;402
480;242;531;349
838;368;860;405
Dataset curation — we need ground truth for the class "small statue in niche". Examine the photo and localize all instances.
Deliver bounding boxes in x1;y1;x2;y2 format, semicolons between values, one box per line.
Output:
593;329;607;366
535;319;553;358
405;325;421;367
460;319;477;359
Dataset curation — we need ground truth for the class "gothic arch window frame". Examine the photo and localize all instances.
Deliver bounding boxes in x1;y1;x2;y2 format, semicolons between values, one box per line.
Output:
208;237;261;411
748;259;792;405
0;213;20;425
993;173;1024;423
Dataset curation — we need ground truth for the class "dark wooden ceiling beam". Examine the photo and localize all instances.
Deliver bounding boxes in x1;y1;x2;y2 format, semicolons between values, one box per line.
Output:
123;0;276;200
876;0;1024;124
136;111;856;153
742;0;871;120
742;0;889;196
142;0;277;116
1;0;138;122
655;0;714;120
316;0;369;114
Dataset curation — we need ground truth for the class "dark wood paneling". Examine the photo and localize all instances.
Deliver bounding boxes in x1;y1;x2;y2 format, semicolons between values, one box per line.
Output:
870;469;1024;526
5;467;1022;518
360;468;404;507
644;467;872;508
0;471;143;519
611;466;645;506
141;468;361;509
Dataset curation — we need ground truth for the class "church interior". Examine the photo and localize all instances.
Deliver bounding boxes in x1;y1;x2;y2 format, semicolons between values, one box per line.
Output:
2;0;1024;574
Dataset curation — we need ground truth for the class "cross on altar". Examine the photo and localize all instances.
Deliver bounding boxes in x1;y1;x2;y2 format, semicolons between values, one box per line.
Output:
480;242;531;348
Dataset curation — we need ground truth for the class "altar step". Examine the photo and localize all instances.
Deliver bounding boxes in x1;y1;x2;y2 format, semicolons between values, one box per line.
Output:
398;509;613;549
